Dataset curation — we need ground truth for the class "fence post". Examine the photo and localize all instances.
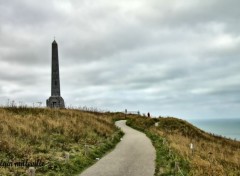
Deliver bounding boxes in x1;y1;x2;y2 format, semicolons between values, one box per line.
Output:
84;143;89;156
163;138;166;145
64;152;69;162
190;143;194;156
169;149;171;157
27;167;35;176
175;161;179;173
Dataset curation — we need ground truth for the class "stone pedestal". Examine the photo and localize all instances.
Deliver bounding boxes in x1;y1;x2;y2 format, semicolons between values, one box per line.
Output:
46;96;65;108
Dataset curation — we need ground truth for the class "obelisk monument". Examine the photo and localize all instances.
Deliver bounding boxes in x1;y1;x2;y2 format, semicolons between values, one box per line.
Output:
46;40;65;108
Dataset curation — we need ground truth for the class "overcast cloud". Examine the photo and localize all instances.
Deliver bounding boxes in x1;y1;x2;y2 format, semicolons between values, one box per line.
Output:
0;0;239;119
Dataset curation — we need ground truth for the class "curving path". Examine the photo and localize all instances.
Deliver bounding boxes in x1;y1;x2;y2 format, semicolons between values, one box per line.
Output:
80;120;155;176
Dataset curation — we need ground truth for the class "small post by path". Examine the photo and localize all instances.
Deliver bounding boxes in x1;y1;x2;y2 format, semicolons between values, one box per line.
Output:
27;167;36;176
162;138;166;145
190;143;194;156
168;149;171;157
64;152;70;162
125;109;127;118
174;161;179;175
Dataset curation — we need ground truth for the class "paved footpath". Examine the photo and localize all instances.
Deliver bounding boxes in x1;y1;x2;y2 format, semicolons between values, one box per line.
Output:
80;120;155;176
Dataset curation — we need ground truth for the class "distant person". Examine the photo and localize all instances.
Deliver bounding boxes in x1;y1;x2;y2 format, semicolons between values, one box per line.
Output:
147;112;150;118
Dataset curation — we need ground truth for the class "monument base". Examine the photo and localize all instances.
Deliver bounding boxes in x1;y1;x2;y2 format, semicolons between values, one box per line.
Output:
46;96;65;108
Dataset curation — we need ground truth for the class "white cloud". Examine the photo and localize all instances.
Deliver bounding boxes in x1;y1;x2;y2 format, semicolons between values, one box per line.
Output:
0;0;239;119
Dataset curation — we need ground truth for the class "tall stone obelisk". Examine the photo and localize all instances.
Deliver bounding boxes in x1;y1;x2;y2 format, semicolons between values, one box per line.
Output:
46;40;65;108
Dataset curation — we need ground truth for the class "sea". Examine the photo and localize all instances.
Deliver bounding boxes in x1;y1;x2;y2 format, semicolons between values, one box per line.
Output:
188;118;240;141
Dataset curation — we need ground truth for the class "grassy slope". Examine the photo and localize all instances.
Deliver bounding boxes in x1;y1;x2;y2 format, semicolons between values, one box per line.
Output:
126;115;240;176
1;108;239;176
0;108;123;176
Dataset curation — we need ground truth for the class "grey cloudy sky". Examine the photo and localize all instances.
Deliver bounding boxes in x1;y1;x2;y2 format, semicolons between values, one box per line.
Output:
0;0;239;119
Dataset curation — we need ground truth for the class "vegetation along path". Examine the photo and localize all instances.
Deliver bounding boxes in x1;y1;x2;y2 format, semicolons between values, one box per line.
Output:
80;120;156;176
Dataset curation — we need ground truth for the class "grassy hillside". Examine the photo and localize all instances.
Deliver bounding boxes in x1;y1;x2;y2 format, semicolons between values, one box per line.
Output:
0;107;123;176
1;108;239;176
127;115;240;176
